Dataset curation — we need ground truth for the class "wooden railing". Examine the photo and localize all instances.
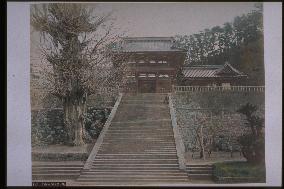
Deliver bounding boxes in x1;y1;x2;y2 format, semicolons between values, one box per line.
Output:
173;85;265;92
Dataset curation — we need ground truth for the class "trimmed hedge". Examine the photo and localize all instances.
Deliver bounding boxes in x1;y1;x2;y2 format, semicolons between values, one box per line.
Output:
213;161;266;183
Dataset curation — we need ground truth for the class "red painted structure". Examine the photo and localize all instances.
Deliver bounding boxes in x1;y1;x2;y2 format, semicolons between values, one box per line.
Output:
114;37;186;93
113;37;247;93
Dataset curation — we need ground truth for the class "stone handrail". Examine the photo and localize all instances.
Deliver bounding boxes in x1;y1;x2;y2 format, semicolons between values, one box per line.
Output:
174;85;265;92
168;93;186;170
82;93;123;170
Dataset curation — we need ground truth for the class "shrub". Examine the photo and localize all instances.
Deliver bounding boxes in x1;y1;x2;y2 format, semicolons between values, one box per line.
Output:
237;103;265;164
32;107;111;146
213;161;266;182
31;109;67;146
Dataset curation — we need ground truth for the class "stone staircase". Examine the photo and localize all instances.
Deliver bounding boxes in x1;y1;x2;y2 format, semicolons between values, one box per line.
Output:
32;161;84;180
186;164;213;179
76;93;189;185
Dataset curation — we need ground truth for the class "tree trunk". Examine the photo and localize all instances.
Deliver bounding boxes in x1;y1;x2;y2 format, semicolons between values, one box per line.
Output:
73;100;85;146
200;125;206;160
196;128;205;160
63;97;74;145
63;93;87;146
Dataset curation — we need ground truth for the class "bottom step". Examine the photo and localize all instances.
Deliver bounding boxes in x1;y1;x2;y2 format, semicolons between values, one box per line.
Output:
188;174;212;179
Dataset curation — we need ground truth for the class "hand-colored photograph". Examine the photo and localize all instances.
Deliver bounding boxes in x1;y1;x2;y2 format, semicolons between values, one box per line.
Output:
30;2;266;186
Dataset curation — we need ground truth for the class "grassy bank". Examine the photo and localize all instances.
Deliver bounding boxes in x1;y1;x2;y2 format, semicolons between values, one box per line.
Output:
213;161;266;183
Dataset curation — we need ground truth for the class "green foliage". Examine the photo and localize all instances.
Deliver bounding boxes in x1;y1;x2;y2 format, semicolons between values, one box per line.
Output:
174;91;264;153
173;3;264;85
213;161;265;181
84;107;111;139
237;103;265;164
32;108;111;146
31;109;67;146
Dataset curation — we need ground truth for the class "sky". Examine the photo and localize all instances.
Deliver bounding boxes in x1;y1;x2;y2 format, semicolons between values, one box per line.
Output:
31;2;258;61
94;2;258;37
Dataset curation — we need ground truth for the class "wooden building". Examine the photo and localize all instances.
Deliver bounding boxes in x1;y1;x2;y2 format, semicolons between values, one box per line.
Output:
113;37;186;93
182;62;248;87
113;37;247;93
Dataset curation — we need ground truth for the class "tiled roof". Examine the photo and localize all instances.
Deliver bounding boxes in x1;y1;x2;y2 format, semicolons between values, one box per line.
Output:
120;37;184;52
183;63;246;78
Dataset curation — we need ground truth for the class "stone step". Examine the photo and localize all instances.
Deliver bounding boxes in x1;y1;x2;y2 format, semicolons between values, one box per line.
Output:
33;167;83;170
188;170;213;174
88;168;182;172
187;164;213;167
99;145;176;148
186;164;213;179
119;103;168;108
32;162;84;166
92;161;178;164
104;132;174;135
77;177;189;181
93;160;177;165
32;173;81;179
108;127;172;130
100;142;175;145
95;154;178;158
111;123;172;126
90;166;180;169
82;170;184;173
99;147;177;150
32;170;82;173
97;152;178;155
187;167;213;171
99;145;177;148
106;131;173;133
81;171;186;175
33;173;80;176
94;157;178;160
93;162;178;167
74;181;191;185
99;146;176;148
103;135;174;137
122;96;167;100
188;174;212;179
97;152;177;154
93;158;178;161
78;175;189;179
111;119;171;125
33;173;80;180
103;137;174;140
90;167;180;170
112;117;170;122
99;147;176;150
76;178;190;182
108;141;175;143
122;96;166;99
102;138;174;141
98;148;176;151
108;127;172;129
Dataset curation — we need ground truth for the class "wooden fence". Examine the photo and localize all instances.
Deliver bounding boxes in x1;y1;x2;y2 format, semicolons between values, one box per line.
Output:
173;85;265;92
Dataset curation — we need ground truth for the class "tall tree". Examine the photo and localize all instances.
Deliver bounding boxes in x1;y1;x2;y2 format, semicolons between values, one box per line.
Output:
174;3;264;84
31;4;127;145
